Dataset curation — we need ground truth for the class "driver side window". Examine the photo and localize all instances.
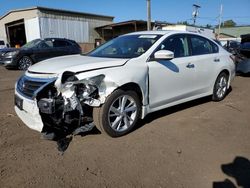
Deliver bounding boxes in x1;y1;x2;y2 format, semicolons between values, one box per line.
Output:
38;40;53;49
159;35;189;58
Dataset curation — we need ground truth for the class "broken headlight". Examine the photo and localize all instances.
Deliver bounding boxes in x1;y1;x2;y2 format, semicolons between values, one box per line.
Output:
60;74;105;98
79;74;105;97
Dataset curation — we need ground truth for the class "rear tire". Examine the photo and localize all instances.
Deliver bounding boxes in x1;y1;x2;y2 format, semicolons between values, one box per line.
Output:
212;72;229;101
93;89;141;137
18;56;33;70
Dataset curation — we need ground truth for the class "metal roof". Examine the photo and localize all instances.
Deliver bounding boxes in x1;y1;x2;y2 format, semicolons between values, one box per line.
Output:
0;6;114;20
215;26;250;38
95;20;174;30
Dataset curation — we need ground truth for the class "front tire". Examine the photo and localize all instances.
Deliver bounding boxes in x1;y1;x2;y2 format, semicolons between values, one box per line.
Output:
93;89;141;137
18;56;33;70
212;72;229;101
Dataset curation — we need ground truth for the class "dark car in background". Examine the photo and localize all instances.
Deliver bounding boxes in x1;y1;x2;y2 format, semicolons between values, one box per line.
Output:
236;34;250;74
0;38;82;70
224;40;240;55
239;35;250;58
0;39;8;49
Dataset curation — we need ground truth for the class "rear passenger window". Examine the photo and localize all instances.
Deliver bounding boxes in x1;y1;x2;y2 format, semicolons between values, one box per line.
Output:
211;41;219;53
53;40;71;47
41;40;53;48
190;36;218;55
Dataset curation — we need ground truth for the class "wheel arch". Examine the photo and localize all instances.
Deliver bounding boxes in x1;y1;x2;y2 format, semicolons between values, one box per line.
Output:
17;54;34;64
218;69;231;88
220;69;230;77
115;82;144;105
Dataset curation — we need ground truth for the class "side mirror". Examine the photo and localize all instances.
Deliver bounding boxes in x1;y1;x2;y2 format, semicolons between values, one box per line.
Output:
154;50;174;60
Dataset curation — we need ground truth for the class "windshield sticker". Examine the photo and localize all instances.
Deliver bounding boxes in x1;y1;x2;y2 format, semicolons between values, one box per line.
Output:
139;35;157;39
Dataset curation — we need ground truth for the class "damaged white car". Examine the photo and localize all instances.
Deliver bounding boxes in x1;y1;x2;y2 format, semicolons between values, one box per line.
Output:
15;31;235;138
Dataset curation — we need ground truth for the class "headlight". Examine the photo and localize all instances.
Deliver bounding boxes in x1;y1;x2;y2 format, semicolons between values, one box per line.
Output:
61;74;105;94
82;74;105;86
63;82;74;89
5;51;19;56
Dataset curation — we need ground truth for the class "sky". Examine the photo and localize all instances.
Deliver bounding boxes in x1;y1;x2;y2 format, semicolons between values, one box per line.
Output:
0;0;250;26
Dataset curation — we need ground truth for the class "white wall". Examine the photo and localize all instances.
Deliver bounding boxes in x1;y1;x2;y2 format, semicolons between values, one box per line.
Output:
186;26;215;39
162;25;215;39
39;17;89;43
162;25;187;31
24;17;41;42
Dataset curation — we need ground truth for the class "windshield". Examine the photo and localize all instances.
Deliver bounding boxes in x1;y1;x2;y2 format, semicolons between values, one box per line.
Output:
88;34;162;58
21;39;42;49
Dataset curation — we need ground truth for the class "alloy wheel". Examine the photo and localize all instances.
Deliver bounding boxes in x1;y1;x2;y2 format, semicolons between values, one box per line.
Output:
216;75;228;99
108;95;138;132
18;57;32;70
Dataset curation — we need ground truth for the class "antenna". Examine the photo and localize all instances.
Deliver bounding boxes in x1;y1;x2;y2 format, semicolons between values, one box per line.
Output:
192;4;201;26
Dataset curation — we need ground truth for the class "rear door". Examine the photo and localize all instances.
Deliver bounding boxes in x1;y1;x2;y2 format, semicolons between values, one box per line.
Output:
187;34;219;93
53;39;74;56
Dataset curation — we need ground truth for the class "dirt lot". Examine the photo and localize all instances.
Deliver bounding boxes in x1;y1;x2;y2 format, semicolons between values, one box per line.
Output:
0;66;250;188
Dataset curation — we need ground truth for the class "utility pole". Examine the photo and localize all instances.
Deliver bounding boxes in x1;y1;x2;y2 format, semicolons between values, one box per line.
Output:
217;4;223;39
192;4;201;26
147;0;151;30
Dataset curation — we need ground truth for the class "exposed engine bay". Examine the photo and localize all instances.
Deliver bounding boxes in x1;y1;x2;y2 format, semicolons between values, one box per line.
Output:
35;72;106;136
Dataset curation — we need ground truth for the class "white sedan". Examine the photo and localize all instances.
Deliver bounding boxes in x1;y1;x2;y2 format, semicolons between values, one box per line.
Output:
15;31;235;138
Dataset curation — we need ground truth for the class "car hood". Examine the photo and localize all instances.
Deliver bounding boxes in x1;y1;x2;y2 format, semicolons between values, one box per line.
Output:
28;55;129;74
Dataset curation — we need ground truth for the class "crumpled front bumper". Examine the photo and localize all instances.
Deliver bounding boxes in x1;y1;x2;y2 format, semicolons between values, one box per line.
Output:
14;91;44;132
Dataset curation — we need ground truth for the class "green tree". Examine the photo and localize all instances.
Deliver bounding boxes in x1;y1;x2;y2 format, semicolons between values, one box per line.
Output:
222;19;236;27
205;24;212;29
177;21;189;25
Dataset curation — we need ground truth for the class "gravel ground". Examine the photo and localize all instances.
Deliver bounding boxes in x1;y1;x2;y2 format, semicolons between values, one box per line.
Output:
0;66;250;188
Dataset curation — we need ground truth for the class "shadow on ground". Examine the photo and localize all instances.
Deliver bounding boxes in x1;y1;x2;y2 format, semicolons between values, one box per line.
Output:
213;156;250;188
136;86;232;130
236;72;250;77
51;88;234;153
47;126;101;154
137;96;212;129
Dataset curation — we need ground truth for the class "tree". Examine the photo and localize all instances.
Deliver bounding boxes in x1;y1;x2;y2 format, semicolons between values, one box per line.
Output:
177;21;189;25
205;24;212;29
222;19;236;27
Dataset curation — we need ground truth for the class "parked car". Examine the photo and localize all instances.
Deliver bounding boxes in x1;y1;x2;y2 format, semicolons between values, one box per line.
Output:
0;38;81;70
14;31;235;138
236;34;250;74
0;39;7;49
224;40;240;55
213;39;223;46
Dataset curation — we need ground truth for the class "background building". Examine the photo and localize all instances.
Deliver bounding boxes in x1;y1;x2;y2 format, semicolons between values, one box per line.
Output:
162;24;215;39
215;26;250;45
95;20;155;41
0;7;114;51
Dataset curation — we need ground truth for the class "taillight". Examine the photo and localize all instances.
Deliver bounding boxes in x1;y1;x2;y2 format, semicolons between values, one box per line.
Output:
230;55;236;63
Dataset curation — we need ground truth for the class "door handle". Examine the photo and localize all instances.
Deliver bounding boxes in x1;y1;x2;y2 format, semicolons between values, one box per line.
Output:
186;63;195;68
214;58;220;62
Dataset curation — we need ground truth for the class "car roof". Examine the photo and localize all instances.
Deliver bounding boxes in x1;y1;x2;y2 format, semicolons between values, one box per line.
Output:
124;30;196;36
124;30;215;41
44;38;70;41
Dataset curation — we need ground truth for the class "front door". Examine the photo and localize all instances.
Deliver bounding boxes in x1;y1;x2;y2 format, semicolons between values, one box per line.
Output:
148;34;196;109
33;39;55;62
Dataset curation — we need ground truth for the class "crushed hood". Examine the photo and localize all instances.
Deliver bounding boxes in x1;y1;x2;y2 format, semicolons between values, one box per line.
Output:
28;55;128;74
